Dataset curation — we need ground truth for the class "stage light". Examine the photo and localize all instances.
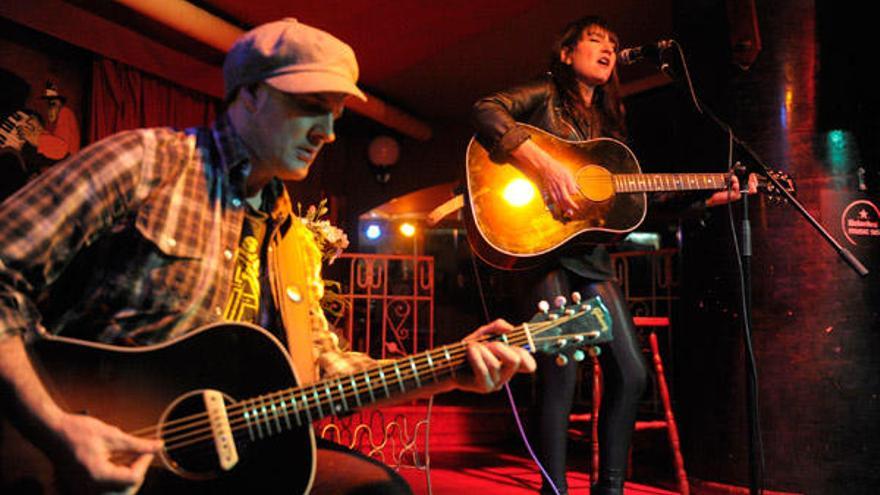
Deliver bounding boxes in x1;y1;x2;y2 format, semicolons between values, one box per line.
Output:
399;222;416;237
502;178;537;206
365;224;382;240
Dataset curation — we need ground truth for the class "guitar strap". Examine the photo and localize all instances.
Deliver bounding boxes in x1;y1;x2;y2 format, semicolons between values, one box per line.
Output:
270;210;320;385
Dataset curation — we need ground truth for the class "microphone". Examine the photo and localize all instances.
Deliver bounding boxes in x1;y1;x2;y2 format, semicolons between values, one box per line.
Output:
617;39;673;65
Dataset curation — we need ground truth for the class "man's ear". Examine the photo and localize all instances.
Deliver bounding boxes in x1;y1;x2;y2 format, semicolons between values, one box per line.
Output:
239;84;262;112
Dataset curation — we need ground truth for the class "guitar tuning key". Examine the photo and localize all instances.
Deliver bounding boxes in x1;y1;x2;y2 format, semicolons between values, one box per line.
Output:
588;346;601;358
571;292;582;304
554;295;567;308
537;300;550;314
555;354;569;367
573;350;586;362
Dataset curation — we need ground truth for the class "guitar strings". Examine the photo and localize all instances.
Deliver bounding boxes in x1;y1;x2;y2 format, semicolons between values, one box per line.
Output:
130;312;590;455
137;320;543;444
143;318;560;453
155;313;585;452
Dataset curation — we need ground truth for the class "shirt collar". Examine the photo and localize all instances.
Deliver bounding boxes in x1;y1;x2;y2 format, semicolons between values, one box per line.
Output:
211;114;291;220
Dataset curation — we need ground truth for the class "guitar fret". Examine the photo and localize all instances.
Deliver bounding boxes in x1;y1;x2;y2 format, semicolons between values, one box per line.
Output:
443;346;456;378
312;388;324;419
289;394;303;427
323;383;338;415
425;352;438;382
243;400;256;441
269;401;283;434
350;375;364;407
336;377;349;413
253;398;266;439
300;392;314;423
377;368;392;398
363;371;377;403
393;362;406;393
409;356;422;388
279;396;292;430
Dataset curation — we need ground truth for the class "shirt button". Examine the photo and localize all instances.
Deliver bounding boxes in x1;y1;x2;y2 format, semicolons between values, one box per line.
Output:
286;286;302;303
224;249;234;260
215;306;223;316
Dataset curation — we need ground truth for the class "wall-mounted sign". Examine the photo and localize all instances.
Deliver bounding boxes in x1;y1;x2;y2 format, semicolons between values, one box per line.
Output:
841;199;880;246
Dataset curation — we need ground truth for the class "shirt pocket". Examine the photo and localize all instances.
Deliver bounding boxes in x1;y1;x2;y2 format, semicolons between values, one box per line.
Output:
131;218;212;313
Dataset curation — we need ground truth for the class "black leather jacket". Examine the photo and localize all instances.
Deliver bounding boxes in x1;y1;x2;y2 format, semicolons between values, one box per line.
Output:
470;77;616;281
471;78;595;163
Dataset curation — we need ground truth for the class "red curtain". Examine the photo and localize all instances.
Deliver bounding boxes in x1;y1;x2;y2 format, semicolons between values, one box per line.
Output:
88;58;218;143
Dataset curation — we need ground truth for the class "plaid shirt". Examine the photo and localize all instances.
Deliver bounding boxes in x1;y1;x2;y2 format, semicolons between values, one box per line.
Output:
0;116;373;378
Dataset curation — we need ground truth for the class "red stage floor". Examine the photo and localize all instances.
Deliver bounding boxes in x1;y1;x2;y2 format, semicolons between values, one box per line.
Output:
397;446;677;495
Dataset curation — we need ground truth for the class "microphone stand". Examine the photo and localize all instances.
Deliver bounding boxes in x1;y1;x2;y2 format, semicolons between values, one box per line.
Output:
656;44;870;495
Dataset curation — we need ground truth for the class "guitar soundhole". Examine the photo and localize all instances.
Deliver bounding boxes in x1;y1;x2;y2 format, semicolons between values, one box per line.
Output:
158;391;238;480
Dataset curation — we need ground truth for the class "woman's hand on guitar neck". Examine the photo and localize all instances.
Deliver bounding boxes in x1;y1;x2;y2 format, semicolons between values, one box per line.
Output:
511;139;581;216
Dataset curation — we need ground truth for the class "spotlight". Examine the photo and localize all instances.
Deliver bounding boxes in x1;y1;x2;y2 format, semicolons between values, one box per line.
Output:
502;178;537;206
399;222;416;238
365;224;382;240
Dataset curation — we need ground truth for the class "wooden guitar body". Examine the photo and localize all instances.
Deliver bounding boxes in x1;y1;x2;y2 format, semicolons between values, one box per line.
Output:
1;323;315;494
465;124;646;270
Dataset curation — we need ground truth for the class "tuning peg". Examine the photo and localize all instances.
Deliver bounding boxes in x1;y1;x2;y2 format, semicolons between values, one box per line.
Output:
571;292;582;304
555;354;569;367
565;308;576;316
554;295;567;308
538;300;550;314
573;349;586;362
588;346;601;357
556;338;568;348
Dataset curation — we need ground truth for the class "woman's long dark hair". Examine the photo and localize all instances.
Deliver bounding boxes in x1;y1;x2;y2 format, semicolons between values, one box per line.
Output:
549;16;626;139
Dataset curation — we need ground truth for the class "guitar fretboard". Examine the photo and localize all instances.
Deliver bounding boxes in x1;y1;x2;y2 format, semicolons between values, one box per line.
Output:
233;325;535;443
613;173;730;193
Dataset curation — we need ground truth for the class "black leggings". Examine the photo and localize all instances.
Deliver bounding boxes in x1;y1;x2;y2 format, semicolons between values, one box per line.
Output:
525;272;648;495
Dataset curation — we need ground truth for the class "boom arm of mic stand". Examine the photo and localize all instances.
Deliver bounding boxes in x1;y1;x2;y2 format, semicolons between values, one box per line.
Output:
659;64;870;277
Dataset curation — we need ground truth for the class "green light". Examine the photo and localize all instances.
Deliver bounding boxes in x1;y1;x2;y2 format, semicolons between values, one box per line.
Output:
825;129;856;173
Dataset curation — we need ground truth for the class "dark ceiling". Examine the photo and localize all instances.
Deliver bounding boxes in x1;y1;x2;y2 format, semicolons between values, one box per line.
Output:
3;1;676;134
91;0;672;125
198;0;673;121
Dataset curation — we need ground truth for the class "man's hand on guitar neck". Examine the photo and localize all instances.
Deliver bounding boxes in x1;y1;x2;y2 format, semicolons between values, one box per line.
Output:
455;319;537;393
511;139;582;217
704;173;758;208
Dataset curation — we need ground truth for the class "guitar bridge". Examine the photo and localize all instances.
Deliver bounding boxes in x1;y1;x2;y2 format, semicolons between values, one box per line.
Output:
203;390;239;471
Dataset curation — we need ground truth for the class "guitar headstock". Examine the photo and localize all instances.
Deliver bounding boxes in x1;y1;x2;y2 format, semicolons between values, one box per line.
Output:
527;293;613;365
756;169;797;205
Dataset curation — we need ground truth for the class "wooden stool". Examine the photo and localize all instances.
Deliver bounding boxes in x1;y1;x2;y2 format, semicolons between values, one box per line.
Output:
569;316;689;495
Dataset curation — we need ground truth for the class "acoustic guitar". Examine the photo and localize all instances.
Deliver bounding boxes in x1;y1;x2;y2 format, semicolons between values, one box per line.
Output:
1;295;611;493
464;123;794;269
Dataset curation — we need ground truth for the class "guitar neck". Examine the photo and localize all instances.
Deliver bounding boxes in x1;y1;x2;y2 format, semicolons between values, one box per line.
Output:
613;173;730;193
237;326;535;430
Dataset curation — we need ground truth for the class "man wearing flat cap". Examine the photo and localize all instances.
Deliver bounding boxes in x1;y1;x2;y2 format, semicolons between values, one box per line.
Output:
0;19;534;494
